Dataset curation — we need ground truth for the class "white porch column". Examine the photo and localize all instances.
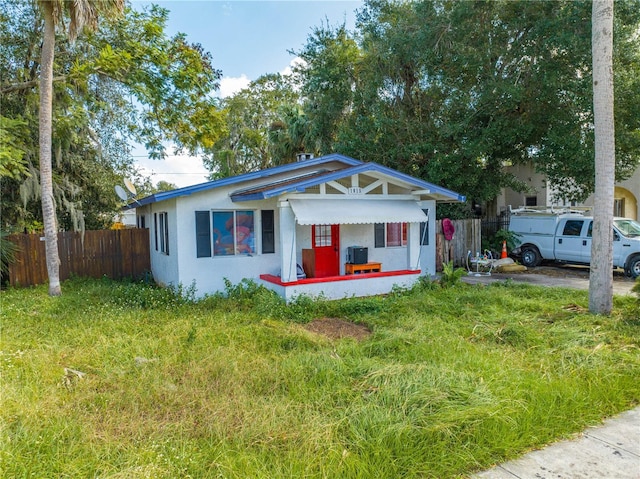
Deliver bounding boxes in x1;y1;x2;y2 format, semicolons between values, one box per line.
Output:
407;222;421;271
419;200;436;275
278;200;298;282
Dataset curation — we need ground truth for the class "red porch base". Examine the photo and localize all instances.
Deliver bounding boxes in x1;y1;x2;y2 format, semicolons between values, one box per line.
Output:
260;269;420;286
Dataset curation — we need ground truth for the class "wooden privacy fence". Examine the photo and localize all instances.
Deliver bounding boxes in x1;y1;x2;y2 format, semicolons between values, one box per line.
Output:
6;222;478;285
435;219;482;271
7;229;150;287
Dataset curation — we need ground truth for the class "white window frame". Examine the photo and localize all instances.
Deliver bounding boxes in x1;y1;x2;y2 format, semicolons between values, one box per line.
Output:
156;211;169;255
211;210;256;257
386;222;407;247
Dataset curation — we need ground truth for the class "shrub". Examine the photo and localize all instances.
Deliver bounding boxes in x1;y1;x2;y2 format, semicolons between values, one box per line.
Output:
1;230;19;285
440;261;467;288
484;228;521;257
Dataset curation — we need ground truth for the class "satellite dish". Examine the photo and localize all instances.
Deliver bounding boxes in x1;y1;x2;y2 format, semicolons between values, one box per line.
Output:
123;178;137;196
115;185;128;201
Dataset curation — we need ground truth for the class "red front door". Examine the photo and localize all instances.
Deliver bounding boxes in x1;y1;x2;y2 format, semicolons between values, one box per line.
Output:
312;224;340;277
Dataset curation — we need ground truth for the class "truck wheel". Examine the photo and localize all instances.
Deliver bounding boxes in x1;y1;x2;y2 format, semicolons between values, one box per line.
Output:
521;246;541;267
627;255;640;279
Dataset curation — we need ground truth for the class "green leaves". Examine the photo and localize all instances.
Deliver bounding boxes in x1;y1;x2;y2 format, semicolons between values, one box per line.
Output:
0;116;29;180
0;2;226;230
89;6;225;159
203;73;300;177
295;0;640;206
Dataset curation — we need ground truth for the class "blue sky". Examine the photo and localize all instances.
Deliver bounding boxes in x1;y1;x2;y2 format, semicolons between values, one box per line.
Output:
130;0;362;187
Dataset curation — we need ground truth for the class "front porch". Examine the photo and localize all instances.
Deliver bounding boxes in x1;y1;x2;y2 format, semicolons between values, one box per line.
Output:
260;269;422;302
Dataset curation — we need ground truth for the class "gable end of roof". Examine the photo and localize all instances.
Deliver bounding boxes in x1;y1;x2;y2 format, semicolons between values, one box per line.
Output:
125;154;362;209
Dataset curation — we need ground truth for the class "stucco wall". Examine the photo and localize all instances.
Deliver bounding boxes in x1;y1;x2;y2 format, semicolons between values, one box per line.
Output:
419;200;437;276
146;199;180;288
579;169;640;220
495;163;639;220
493;163;547;214
141;183;437;299
175;190;282;297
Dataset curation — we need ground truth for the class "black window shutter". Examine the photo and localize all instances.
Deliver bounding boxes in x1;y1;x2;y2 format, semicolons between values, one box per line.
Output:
195;211;211;257
374;223;385;248
261;210;275;254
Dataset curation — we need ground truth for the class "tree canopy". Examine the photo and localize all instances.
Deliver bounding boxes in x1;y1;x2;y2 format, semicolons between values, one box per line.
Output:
0;1;225;232
202;73;301;179
289;0;640;209
3;0;640;228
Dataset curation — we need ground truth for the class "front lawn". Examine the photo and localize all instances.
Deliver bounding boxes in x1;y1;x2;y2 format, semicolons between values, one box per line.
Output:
1;277;639;478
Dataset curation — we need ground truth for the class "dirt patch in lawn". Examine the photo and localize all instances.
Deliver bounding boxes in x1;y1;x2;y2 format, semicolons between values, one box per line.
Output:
304;317;372;341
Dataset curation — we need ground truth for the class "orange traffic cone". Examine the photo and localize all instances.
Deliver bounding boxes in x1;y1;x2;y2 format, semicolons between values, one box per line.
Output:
500;240;508;259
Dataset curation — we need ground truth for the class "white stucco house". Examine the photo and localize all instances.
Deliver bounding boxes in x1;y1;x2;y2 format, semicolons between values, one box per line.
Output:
128;153;465;301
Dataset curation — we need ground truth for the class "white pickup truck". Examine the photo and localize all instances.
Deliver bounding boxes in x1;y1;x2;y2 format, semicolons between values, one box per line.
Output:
508;207;640;278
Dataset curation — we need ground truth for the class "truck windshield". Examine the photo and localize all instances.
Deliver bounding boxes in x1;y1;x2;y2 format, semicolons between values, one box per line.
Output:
614;219;640;237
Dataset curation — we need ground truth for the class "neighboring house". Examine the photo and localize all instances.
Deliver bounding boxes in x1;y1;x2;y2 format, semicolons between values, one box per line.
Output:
112;208;137;229
128;153;465;301
495;162;639;220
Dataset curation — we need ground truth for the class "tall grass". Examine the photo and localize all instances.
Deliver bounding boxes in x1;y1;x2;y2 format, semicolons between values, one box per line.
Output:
1;277;639;478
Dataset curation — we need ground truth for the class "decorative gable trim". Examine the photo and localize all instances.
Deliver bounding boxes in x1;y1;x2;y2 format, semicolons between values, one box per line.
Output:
126;153;362;209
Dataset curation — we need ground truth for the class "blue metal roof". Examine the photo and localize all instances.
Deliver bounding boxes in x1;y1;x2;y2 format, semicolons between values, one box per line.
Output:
231;162;466;202
126;153;362;209
127;153;465;208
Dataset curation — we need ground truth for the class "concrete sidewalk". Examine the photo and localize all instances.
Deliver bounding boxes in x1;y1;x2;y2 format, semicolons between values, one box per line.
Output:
465;269;639;477
473;407;640;478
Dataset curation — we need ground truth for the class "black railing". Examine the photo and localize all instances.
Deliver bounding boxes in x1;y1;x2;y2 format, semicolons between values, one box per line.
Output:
481;215;511;240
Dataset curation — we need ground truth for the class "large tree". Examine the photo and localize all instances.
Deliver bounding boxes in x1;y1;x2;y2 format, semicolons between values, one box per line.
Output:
1;1;131;234
293;0;640;211
293;21;361;156
203;73;300;178
589;0;615;315
38;0;125;296
1;2;226;293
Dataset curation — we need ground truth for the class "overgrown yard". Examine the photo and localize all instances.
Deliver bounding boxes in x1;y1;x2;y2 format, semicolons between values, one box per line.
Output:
2;277;639;478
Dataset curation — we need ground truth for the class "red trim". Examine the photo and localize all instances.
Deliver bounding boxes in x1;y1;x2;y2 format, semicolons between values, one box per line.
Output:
260;269;421;286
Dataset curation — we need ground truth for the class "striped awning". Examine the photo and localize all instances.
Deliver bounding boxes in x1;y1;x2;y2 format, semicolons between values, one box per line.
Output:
288;199;427;225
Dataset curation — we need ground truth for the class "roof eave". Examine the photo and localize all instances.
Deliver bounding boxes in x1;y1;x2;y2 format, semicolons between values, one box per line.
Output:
126;153;363;209
238;162;466;203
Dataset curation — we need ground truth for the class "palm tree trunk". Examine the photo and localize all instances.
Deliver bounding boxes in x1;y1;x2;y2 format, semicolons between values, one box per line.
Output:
589;0;615;314
39;1;62;296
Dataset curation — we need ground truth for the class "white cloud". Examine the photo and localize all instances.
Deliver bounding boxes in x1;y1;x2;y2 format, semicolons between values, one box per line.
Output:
217;57;305;99
281;56;306;76
218;74;250;98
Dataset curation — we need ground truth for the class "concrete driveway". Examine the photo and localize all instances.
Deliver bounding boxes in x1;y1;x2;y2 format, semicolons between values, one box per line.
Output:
462;264;636;296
